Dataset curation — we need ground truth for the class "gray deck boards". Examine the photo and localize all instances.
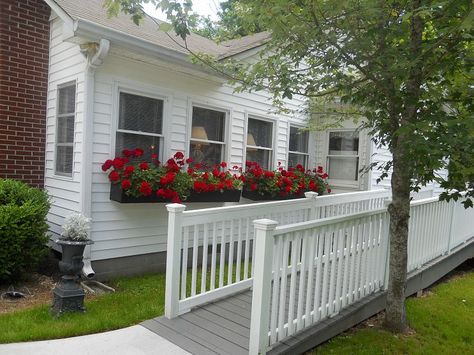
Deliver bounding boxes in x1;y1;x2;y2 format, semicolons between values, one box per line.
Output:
143;238;474;354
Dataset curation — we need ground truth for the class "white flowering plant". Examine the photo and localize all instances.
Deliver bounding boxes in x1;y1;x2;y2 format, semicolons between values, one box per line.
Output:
60;213;91;242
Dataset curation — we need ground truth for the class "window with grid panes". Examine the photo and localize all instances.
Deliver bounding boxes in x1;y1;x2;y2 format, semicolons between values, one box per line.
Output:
55;82;76;176
288;126;309;168
116;92;164;160
327;130;360;181
246;118;273;169
189;106;226;168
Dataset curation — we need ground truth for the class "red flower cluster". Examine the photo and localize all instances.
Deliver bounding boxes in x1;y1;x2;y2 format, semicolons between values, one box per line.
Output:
243;161;330;198
102;149;242;203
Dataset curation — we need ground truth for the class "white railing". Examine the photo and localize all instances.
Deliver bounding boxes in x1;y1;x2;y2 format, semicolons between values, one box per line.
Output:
165;189;391;318
249;196;474;354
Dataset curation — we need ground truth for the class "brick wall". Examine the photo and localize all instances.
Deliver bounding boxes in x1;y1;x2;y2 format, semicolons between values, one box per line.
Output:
0;0;50;187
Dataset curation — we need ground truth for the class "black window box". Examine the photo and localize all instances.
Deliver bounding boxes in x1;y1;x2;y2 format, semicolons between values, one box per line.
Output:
110;184;241;203
241;189;306;201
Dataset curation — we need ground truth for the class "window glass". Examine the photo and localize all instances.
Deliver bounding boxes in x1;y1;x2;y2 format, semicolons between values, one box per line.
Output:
289;127;309;153
192;107;225;142
116;92;164;160
190;106;226;168
55;83;76;176
288;153;307;168
118;92;163;135
247;118;272;148
328;131;359;181
246;118;273;169
329;131;359;155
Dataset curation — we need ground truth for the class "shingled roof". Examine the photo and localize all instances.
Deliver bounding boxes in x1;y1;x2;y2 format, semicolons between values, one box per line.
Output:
50;0;269;59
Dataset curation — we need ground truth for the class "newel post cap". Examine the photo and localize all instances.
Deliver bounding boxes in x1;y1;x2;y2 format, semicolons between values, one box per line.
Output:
304;191;319;199
166;203;187;213
253;218;278;230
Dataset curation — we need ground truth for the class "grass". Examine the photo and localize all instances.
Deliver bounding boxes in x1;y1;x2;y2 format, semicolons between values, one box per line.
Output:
0;273;166;343
312;271;474;354
0;261;248;344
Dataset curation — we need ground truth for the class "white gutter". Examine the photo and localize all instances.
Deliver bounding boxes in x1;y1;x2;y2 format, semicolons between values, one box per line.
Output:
72;18;225;79
80;38;110;279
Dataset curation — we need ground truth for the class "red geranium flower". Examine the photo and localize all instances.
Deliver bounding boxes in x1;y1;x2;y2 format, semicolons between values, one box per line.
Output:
250;183;257;191
134;148;144;157
151;153;158;160
101;159;113;171
109;171;120;182
174;152;184;159
122;149;133;158
139;162;149;171
112;157;125;170
124;165;135;177
121;179;131;190
186;157;193;164
139;181;152;196
220;162;227;168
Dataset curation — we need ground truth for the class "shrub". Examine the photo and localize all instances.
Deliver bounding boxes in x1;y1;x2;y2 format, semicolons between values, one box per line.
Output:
0;179;50;283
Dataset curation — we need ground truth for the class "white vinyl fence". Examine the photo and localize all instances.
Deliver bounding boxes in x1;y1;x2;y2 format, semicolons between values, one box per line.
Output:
165;189;391;318
249;196;474;354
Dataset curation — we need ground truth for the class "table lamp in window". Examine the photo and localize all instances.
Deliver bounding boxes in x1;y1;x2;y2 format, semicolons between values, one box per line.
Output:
191;126;208;163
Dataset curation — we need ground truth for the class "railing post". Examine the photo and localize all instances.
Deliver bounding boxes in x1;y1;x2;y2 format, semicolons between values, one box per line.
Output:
249;219;278;355
165;203;186;319
304;191;318;220
383;200;392;290
446;200;456;254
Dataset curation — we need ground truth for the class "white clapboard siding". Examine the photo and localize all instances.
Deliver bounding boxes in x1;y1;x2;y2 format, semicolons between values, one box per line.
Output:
44;17;86;235
86;46;308;261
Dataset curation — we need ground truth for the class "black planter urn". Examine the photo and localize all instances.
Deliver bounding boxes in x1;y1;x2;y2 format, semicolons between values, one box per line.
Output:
51;239;94;317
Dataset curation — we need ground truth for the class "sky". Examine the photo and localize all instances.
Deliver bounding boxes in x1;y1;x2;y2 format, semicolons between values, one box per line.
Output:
143;0;223;22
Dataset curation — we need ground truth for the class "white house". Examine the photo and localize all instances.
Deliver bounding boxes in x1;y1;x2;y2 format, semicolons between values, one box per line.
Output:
42;0;444;278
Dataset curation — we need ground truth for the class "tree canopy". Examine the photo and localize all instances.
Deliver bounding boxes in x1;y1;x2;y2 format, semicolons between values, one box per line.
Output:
106;0;473;332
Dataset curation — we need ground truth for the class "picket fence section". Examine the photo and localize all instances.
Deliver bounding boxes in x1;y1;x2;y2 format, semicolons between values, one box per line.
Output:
164;189;391;318
249;196;474;354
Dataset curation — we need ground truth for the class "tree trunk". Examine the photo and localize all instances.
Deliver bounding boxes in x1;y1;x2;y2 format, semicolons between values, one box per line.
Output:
384;141;411;332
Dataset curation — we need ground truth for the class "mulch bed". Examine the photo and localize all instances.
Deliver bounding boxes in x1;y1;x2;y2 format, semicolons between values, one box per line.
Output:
0;251;62;314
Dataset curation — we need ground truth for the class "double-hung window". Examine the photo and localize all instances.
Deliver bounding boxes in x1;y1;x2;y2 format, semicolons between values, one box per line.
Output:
327;130;360;182
116;92;164;160
55;82;76;176
189;106;226;168
288;126;309;168
246;117;273;169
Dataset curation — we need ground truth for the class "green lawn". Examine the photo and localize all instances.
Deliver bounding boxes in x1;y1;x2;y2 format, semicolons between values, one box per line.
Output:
0;262;246;344
0;273;166;343
312;271;474;354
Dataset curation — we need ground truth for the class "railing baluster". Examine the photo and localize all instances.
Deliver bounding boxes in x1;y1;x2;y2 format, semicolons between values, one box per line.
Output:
219;221;226;288
313;228;324;322
270;234;283;344
210;221;217;290
287;232;299;336
296;231;308;331
277;236;290;341
304;228;316;327
191;225;199;296
201;222;209;294
236;218;243;282
181;225;189;299
244;217;250;279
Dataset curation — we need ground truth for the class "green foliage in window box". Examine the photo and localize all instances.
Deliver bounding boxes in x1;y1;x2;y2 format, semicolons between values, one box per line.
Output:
0;179;50;283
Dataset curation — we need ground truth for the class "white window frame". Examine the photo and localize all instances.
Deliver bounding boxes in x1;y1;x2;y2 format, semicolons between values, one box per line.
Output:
115;88;166;160
54;81;76;177
326;129;361;188
188;103;229;166
245;115;275;170
288;125;310;168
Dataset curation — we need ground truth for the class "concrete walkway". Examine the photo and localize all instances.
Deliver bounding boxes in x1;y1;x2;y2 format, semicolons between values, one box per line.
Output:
0;325;189;355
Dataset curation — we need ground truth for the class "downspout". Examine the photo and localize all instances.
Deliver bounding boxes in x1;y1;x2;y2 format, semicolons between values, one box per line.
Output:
80;38;110;278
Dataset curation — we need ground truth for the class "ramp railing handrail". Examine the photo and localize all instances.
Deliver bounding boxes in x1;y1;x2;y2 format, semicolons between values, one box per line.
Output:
249;196;474;354
164;189;391;318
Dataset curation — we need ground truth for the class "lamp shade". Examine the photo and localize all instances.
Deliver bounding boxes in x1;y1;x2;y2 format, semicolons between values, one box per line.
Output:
192;126;208;141
247;133;258;152
247;133;257;146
